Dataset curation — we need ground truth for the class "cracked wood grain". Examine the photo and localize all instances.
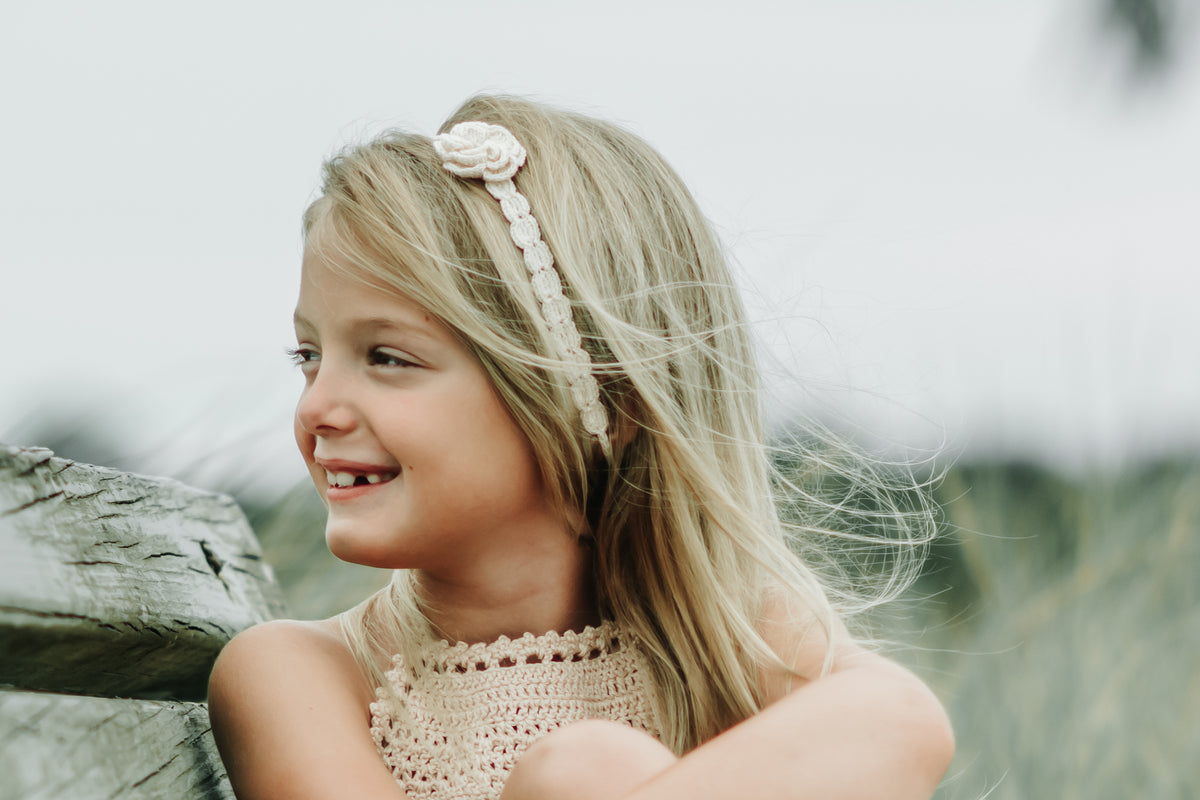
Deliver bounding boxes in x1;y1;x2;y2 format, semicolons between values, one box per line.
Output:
0;689;234;800
0;444;289;699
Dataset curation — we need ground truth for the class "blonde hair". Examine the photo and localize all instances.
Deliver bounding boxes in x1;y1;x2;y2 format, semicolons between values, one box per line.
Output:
304;94;934;753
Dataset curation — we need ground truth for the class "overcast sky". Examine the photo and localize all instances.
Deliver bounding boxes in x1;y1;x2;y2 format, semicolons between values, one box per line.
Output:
3;1;1198;492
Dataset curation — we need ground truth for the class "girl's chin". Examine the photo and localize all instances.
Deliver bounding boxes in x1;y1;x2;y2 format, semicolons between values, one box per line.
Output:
324;523;403;569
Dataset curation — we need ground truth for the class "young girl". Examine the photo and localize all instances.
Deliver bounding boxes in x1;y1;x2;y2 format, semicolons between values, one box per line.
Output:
208;94;954;800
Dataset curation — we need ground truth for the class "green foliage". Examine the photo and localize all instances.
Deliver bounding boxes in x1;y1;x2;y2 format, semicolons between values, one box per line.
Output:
903;460;1200;799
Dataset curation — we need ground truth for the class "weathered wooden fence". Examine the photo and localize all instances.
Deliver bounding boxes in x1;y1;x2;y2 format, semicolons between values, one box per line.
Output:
0;443;287;799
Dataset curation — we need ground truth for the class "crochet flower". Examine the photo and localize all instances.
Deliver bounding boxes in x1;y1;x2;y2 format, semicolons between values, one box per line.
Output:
433;122;527;181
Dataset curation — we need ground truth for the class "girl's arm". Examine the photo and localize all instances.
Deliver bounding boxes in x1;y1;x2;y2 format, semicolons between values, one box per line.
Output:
504;607;954;800
207;619;408;800
639;599;955;799
625;647;953;800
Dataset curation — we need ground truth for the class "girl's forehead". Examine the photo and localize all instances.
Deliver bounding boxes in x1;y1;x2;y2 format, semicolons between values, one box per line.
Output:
301;223;411;300
303;209;435;297
295;239;470;354
298;252;423;319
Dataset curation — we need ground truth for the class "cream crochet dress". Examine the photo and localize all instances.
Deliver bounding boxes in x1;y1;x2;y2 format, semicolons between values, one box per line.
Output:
369;621;663;800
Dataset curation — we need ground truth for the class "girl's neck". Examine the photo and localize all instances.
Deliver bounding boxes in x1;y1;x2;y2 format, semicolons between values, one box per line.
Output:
412;541;600;646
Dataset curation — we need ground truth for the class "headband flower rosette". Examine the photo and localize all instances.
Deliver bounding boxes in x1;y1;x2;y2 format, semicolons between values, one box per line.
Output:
433;121;527;181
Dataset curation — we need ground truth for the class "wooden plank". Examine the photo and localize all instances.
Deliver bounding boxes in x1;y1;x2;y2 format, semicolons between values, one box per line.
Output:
0;444;288;699
0;689;234;800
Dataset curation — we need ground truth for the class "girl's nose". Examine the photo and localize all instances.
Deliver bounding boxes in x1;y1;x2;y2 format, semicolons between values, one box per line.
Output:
295;365;358;437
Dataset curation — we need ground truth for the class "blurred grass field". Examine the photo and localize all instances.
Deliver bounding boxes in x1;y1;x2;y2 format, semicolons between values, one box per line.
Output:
898;459;1199;798
243;456;1199;798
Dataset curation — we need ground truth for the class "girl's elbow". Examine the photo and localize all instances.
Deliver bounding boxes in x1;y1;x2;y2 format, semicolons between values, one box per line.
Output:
847;654;955;787
925;702;956;785
900;676;956;791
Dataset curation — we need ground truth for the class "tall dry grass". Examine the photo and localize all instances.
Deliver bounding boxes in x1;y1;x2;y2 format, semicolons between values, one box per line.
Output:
899;460;1200;799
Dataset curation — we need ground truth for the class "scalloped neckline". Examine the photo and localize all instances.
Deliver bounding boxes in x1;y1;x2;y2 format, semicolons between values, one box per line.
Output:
412;619;625;674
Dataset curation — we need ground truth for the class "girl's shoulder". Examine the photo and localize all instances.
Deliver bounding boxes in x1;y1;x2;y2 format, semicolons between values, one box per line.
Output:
207;618;400;799
212;617;370;690
754;586;853;704
209;617;377;717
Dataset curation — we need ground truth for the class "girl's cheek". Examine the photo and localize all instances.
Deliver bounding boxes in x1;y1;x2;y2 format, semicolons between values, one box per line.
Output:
294;414;317;462
294;425;328;504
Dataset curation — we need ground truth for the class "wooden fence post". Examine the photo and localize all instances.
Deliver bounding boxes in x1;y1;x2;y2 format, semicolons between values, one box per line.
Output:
0;443;288;799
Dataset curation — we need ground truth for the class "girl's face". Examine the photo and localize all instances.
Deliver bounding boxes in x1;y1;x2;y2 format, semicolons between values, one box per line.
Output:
292;240;566;579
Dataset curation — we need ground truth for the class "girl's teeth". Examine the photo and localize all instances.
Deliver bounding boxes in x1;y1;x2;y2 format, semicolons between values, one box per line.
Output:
323;469;395;488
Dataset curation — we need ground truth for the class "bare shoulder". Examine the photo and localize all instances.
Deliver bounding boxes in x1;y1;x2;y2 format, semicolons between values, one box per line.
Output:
755;586;853;701
208;618;405;799
755;587;939;702
210;618;370;702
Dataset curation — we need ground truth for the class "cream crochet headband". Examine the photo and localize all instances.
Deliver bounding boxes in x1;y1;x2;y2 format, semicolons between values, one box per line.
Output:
433;121;612;460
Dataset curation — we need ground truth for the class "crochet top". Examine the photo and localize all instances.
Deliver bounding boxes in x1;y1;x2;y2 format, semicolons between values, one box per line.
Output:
369;621;663;800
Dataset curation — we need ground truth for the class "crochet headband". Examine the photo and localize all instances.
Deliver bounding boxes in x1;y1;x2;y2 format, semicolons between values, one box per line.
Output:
432;122;612;460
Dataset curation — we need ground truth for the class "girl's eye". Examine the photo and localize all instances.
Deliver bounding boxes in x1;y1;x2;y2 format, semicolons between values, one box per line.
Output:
287;346;319;366
369;348;417;368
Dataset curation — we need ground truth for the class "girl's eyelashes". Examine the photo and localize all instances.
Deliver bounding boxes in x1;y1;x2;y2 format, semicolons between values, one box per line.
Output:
284;344;419;369
368;347;419;368
286;346;320;366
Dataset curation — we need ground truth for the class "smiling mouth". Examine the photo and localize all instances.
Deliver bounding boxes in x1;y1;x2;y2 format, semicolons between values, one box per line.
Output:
325;470;398;488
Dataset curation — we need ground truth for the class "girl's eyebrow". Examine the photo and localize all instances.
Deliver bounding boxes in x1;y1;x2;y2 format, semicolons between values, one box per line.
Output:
292;311;442;345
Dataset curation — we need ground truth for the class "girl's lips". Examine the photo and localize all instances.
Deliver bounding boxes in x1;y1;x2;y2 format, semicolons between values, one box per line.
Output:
323;468;399;488
324;479;393;502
